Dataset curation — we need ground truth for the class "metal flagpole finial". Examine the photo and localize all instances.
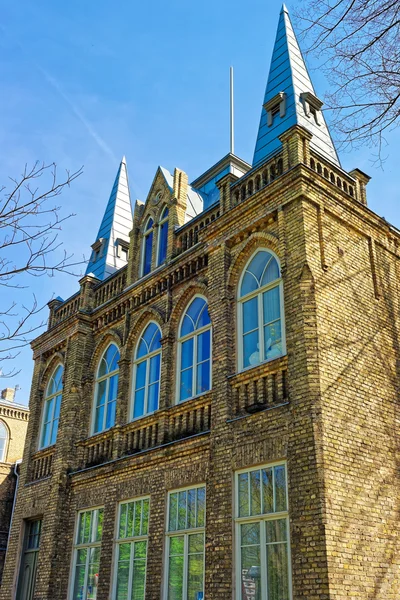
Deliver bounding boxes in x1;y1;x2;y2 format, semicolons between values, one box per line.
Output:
230;66;234;155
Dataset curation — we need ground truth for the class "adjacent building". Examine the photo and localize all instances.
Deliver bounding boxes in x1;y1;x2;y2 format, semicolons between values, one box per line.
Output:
0;389;29;584
1;6;399;600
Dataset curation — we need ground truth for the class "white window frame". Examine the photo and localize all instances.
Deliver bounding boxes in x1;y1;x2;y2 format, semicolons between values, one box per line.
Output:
237;248;286;373
156;206;169;266
69;506;104;600
91;344;120;435
164;484;206;600
112;496;150;600
39;363;63;450
131;322;162;421
141;217;154;277
235;461;292;600
0;421;8;462
175;295;212;404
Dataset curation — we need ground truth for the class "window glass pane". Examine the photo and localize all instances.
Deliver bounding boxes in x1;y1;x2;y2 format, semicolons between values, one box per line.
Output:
180;368;193;402
0;438;5;461
168;554;184;600
96;380;107;408
197;329;210;363
264;321;282;360
263;287;280;325
238;472;249;517
261;256;279;287
181;338;194;370
265;518;287;543
106;398;116;429
87;546;100;599
262;468;274;514
241;522;260;545
134;501;142;537
119;504;127;538
169;493;178;532
50;418;59;446
241;271;259;296
240;532;261;600
196;360;210;395
158;220;168;265
274;465;287;512
243;330;260;368
73;549;88;600
145;218;154;231
243;297;259;335
196;301;211;329
147;382;159;413
41;421;50;449
187;534;204;600
109;346;120;372
266;537;289;600
250;470;261;516
94;405;104;434
181;314;195;337
150;327;161;352
134;540;147;559
143;231;153;276
132;555;146;600
54;394;62;419
149;354;161;384
178;491;187;530
137;339;148;359
135;362;147;391
44;397;54;424
95;509;104;542
133;388;145;419
187;488;196;529
196;487;205;528
116;555;129;600
187;298;205;326
98;356;108;378
109;374;119;401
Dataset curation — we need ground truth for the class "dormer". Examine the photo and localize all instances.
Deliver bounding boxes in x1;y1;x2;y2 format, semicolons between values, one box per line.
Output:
300;92;324;126
264;92;287;126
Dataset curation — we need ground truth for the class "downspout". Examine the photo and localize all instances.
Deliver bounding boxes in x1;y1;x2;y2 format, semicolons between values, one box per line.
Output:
5;459;22;553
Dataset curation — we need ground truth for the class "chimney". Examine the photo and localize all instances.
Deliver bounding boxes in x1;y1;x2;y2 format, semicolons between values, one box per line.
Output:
1;388;15;402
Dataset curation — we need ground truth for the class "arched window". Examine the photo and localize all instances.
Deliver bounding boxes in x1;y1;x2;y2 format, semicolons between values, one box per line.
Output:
39;364;63;449
142;218;154;276
157;206;169;266
93;344;120;434
238;250;284;370
178;297;211;402
0;422;8;462
132;322;162;419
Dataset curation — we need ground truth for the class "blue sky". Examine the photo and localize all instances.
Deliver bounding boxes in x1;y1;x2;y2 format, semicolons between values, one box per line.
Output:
1;0;399;404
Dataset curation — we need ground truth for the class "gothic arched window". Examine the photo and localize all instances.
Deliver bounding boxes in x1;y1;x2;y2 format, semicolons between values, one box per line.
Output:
132;322;162;419
178;297;211;402
0;421;8;462
93;344;120;434
142;218;154;276
238;250;285;370
40;364;63;449
157;207;169;266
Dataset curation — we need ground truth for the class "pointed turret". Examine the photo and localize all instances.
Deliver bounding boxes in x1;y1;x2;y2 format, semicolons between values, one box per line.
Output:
253;5;340;167
85;156;133;280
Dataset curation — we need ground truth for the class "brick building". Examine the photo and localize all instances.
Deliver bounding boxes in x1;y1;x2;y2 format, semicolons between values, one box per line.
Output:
0;388;29;584
2;6;399;600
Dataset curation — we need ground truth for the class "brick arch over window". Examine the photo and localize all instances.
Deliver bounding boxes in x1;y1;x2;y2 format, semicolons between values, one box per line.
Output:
166;280;209;339
227;231;280;293
124;306;165;360
39;352;65;393
89;330;123;374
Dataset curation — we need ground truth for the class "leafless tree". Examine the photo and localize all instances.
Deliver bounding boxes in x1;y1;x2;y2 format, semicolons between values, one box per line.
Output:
297;0;400;160
0;162;83;376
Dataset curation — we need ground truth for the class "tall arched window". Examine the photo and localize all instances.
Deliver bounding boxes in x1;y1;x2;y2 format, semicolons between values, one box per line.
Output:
178;297;211;402
142;218;154;276
0;421;8;462
132;322;162;419
93;344;120;434
40;364;63;449
238;249;284;370
157;206;169;266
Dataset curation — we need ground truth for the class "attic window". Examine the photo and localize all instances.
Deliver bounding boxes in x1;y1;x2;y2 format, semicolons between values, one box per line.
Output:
264;92;286;127
300;92;323;126
91;238;105;261
115;238;130;260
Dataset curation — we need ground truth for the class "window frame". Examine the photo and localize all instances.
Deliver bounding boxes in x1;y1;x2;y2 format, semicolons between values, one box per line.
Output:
141;217;154;277
175;295;212;404
237;248;286;373
131;322;162;421
0;420;8;462
112;496;150;600
156;206;169;267
164;484;206;600
91;343;120;435
69;506;104;600
234;461;292;600
39;363;63;450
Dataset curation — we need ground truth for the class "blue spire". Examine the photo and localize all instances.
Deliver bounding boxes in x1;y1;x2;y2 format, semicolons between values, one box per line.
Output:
253;5;340;167
85;156;133;280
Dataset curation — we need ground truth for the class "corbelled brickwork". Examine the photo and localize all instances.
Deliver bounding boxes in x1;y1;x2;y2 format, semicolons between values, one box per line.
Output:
1;125;399;600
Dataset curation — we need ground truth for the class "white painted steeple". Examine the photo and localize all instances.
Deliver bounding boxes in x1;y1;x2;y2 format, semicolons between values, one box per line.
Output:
85;156;133;280
253;4;340;167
